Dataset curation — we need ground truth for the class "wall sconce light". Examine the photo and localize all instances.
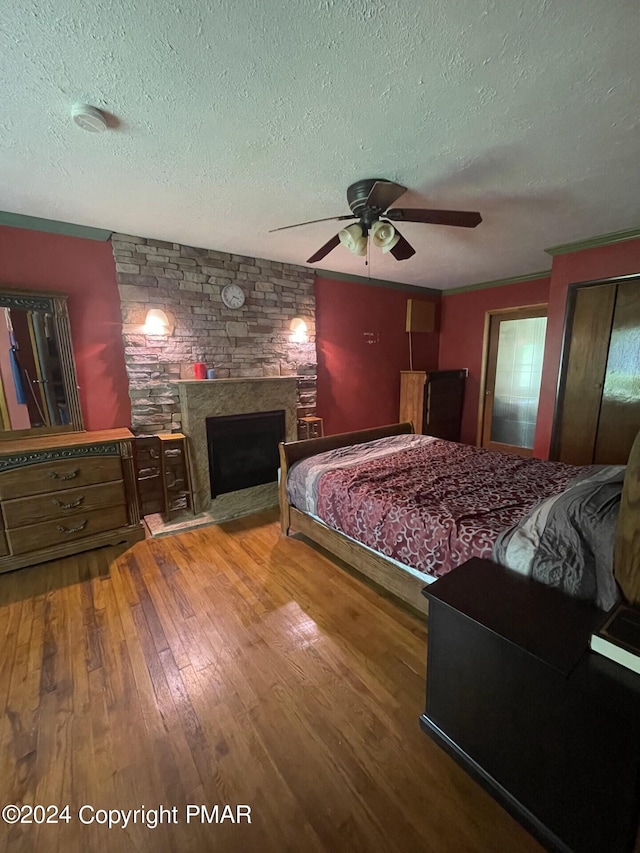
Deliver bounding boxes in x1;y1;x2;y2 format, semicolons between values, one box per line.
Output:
290;317;308;343
143;308;169;334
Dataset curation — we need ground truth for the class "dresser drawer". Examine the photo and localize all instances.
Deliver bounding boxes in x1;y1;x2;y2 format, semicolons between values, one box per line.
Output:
0;529;7;557
7;505;129;556
0;456;123;501
3;480;126;529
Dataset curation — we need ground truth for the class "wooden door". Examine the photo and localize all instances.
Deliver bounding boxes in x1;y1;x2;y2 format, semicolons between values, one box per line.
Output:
594;281;640;464
481;306;548;456
555;284;616;465
554;278;640;466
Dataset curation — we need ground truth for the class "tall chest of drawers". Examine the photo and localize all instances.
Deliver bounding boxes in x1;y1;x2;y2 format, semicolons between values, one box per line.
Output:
399;369;467;442
0;429;145;571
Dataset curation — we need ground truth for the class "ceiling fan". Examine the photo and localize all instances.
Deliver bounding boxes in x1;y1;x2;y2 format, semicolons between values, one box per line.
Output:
270;178;482;263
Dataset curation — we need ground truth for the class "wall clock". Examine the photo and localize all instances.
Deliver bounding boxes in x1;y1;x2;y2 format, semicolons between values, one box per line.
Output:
221;283;245;309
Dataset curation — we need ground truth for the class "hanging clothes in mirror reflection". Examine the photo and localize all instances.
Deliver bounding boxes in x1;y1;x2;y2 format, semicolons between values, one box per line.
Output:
1;307;30;430
0;306;70;430
7;309;27;404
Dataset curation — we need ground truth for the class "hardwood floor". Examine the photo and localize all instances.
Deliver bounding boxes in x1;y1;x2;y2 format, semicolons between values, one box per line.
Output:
0;510;542;853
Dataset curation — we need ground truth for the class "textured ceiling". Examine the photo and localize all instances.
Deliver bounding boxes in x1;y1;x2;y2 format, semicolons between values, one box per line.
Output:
1;0;639;289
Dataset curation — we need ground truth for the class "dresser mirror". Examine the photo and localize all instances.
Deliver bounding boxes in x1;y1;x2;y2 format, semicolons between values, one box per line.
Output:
0;289;84;439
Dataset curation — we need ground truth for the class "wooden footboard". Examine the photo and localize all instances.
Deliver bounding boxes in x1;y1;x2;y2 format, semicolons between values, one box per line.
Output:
278;422;429;616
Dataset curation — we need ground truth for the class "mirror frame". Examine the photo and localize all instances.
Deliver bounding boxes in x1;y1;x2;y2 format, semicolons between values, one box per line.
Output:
0;287;84;440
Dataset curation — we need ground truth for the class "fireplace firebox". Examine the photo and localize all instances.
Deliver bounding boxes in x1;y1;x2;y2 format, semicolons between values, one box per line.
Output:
206;410;286;498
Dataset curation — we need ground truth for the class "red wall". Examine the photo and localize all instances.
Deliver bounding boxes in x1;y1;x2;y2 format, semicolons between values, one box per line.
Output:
0;225;130;430
439;277;551;446
534;238;640;458
315;276;440;435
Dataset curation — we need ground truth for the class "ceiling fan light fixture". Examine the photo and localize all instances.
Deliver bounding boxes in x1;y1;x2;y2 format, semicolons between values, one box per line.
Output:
371;220;400;252
339;223;368;256
290;179;480;265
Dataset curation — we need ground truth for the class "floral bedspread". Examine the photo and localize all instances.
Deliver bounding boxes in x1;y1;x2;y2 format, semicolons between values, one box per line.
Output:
287;435;580;577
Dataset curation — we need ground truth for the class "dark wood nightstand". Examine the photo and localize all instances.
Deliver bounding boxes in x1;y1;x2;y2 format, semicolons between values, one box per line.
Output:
420;558;640;853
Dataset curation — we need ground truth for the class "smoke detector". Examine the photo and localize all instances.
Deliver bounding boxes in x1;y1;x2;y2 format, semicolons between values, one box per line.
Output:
71;103;108;133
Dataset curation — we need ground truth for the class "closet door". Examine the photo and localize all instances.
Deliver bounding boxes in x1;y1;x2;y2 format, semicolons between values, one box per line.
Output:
594;281;640;464
554;278;640;466
555;284;616;465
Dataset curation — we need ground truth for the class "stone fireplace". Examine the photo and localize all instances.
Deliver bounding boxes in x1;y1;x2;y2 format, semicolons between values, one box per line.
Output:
176;377;298;519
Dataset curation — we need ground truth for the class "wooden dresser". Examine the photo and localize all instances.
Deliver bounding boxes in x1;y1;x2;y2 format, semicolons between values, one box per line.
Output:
399;369;467;441
0;429;145;571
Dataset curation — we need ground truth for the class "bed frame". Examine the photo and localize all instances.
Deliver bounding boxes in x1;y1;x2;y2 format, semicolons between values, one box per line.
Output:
278;423;640;617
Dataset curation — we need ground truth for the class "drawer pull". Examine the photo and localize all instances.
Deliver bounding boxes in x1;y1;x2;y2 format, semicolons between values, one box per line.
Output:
52;496;84;510
48;467;80;481
56;520;88;535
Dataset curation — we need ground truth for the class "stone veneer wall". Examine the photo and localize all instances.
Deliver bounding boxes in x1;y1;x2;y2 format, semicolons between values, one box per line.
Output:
111;234;316;434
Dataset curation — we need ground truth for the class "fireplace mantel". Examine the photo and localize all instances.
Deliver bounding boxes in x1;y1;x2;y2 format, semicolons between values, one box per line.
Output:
176;377;299;385
174;377;298;516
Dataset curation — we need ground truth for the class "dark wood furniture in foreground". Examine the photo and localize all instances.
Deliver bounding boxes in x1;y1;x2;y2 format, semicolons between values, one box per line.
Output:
421;558;640;853
399;369;467;441
0;428;144;570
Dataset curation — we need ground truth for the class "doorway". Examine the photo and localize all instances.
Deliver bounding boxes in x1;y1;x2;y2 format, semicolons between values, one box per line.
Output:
479;305;548;456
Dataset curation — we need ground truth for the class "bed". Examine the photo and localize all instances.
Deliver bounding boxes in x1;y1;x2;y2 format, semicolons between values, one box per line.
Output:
278;422;640;616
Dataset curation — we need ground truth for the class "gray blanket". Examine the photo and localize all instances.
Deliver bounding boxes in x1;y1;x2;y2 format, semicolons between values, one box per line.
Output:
492;465;625;611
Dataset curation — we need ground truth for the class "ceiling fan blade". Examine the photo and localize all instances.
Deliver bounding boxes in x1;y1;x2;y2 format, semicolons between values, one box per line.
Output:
385;208;482;228
269;214;356;233
389;228;416;261
365;180;407;212
307;233;342;264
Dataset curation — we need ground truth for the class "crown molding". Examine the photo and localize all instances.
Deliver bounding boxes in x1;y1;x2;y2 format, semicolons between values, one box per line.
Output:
0;211;112;241
442;270;551;297
545;227;640;256
314;268;441;296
